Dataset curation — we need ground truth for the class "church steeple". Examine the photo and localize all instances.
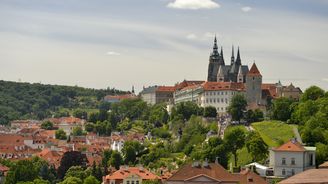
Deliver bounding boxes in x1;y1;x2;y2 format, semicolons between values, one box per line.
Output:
235;47;241;65
212;35;219;54
219;46;225;65
132;85;135;94
231;45;235;65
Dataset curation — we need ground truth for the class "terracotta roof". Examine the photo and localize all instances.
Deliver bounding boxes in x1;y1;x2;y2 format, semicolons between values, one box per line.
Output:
167;163;239;182
202;82;245;91
0;164;9;172
247;63;262;76
238;169;268;184
37;148;63;168
279;169;328;184
272;140;306;152
175;80;205;90
156;86;176;92
319;161;328;169
105;166;160;180
262;83;278;98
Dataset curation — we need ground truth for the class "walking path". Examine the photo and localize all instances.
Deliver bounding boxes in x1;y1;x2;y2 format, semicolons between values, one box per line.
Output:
293;126;303;144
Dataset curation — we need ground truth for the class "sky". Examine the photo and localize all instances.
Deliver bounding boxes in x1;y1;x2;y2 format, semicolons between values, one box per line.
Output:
0;0;328;92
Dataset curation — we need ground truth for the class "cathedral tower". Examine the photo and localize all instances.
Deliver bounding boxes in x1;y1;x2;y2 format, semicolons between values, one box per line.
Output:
207;36;224;81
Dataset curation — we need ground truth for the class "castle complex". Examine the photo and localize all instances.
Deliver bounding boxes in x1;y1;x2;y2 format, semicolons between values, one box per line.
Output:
140;36;302;113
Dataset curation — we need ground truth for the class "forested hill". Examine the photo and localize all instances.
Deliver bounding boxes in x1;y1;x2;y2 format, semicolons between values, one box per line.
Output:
0;80;128;124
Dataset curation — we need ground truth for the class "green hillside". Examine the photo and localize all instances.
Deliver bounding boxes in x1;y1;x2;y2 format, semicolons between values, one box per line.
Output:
252;121;296;147
0;80;128;124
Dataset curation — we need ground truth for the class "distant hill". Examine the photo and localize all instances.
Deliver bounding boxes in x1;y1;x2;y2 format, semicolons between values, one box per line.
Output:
0;80;128;124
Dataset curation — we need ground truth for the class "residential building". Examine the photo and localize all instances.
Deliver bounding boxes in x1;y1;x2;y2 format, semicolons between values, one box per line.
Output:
140;86;175;105
47;117;84;136
269;139;316;178
102;166;160;184
167;161;268;184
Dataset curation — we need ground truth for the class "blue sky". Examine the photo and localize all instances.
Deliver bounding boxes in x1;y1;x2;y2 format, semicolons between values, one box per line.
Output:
0;0;328;92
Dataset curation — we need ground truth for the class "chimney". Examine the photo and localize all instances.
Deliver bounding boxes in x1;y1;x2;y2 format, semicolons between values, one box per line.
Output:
215;157;219;164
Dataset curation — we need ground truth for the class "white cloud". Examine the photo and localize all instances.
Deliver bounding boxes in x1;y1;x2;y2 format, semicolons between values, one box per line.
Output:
241;6;252;12
106;51;121;56
167;0;220;10
186;33;197;40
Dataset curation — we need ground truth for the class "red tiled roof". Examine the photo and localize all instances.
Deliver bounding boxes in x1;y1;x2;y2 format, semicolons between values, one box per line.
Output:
262;83;278;98
168;163;239;182
156;86;176;92
279;169;328;184
175;80;205;90
105;167;160;180
272;140;306;152
319;161;328;169
37;148;63;168
202;82;245;91
0;164;9;172
247;63;262;76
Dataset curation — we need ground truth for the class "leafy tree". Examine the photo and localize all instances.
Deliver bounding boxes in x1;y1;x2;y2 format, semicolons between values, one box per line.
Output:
228;94;247;121
245;132;268;162
55;129;67;140
64;166;89;181
108;151;123;170
73;109;88;120
149;104;169;127
5;159;42;184
41;121;54;130
151;127;171;139
315;143;328;167
83;176;100;184
204;106;217;118
59;177;82;184
85;123;95;132
271;97;294;121
301;86;325;102
88;112;99;123
57;151;88;179
72;127;84;136
122;141;144;165
171;102;203;121
224;126;246;167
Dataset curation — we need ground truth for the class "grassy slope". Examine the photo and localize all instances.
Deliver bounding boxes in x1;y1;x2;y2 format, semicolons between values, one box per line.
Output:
252;121;296;147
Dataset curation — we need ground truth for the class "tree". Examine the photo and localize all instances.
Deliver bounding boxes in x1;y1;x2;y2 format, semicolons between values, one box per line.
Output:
57;151;88;179
5;159;40;184
122;141;144;165
271;97;294;121
171;101;203;121
108;151;123;170
224;126;246;167
245;132;268;162
55;129;67;140
41;121;54;130
228;94;247;121
73;109;88;120
83;176;100;184
85;123;95;132
72;127;84;136
64;166;88;181
149;104;169;127
204;106;217;118
301;86;325;102
59;177;82;184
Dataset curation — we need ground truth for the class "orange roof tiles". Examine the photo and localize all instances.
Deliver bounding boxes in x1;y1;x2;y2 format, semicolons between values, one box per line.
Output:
105;166;160;180
247;63;262;76
279;169;328;184
272;140;306;152
202;82;245;91
156;86;176;92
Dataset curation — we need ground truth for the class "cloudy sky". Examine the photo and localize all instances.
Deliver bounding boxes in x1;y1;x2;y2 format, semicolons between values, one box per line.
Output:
1;0;328;92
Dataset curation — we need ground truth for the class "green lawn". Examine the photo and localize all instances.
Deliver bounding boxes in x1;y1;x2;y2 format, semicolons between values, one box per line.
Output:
252;121;296;147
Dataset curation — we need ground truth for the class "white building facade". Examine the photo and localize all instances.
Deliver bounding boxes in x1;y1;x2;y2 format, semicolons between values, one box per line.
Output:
269;140;316;178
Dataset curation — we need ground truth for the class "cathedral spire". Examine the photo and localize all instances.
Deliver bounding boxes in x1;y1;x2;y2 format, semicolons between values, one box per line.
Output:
213;35;218;53
231;45;235;65
220;46;225;65
236;47;241;65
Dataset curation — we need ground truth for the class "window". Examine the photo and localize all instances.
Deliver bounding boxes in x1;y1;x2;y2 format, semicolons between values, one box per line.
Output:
221;98;224;103
282;169;286;176
213;99;216;103
136;181;139;184
127;181;130;184
291;158;295;165
310;154;314;166
131;181;135;184
217;92;220;95
282;158;286;165
225;92;227;95
217;98;220;103
291;169;295;175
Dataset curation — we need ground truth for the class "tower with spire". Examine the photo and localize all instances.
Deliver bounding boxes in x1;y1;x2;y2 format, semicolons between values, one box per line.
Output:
207;36;249;83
